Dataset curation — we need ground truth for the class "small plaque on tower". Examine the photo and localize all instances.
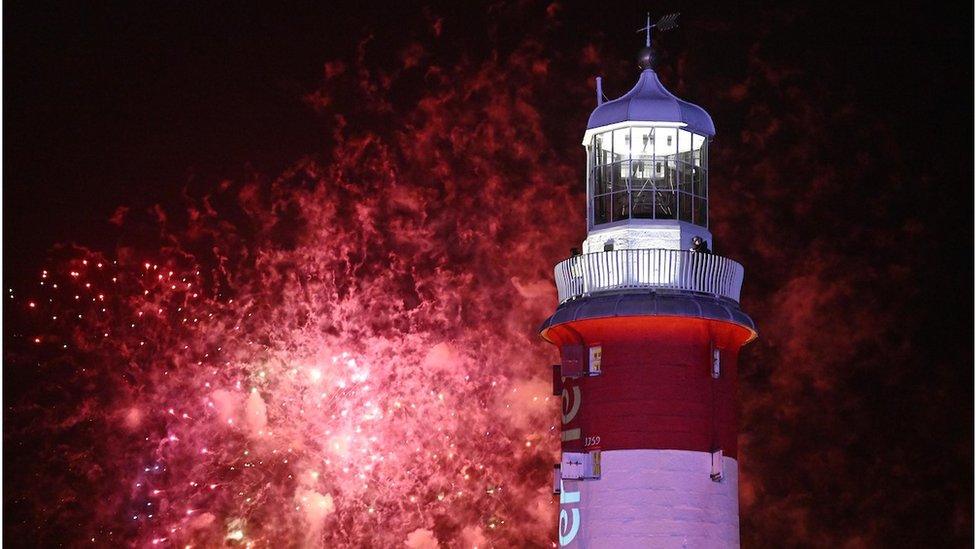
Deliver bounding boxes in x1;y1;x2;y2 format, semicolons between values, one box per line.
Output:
588;345;602;376
561;450;602;480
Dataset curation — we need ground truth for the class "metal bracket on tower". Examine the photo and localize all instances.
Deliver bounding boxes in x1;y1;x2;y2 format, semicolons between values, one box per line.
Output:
710;449;724;482
711;346;721;379
559;344;603;378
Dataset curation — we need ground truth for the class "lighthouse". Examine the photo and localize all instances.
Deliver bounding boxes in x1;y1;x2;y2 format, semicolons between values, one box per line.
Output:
542;17;757;548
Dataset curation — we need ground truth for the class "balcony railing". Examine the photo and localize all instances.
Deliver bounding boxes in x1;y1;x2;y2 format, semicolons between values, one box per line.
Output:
554;248;744;304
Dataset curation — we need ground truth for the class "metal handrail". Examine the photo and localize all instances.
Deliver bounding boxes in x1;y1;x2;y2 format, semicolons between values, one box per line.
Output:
553;249;744;304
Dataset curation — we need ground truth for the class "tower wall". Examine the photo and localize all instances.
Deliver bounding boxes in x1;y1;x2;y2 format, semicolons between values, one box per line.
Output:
545;314;753;548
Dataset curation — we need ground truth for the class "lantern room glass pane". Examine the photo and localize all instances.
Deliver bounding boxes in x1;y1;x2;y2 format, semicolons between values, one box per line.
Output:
594;193;611;225
594;165;611;195
693;196;707;226
654;189;676;219
611;191;629;222
631;127;653;159
693;165;706;196
678;191;693;222
632;183;654;218
678;162;693;194
613;129;630;161
594;131;613;160
611;161;628;192
656;128;678;158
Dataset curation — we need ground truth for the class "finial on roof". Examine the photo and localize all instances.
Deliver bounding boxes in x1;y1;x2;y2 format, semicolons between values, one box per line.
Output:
640;12;652;48
636;12;680;70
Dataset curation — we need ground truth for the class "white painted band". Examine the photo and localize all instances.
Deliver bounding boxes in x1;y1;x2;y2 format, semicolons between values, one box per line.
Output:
558;449;739;548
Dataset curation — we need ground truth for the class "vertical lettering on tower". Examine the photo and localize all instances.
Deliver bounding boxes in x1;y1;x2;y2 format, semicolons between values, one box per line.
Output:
559;376;583;546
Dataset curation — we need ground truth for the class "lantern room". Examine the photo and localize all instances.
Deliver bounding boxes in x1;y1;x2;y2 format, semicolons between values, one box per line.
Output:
581;68;716;253
588;125;707;226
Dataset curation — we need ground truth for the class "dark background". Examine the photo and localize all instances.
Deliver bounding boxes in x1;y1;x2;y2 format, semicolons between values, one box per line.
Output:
7;2;971;273
5;1;973;546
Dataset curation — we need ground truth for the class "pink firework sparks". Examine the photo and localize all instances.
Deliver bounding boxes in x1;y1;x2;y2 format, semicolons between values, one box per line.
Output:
12;248;563;546
4;33;593;547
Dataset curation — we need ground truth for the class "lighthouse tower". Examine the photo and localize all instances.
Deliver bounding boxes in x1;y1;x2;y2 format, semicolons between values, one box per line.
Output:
542;20;757;549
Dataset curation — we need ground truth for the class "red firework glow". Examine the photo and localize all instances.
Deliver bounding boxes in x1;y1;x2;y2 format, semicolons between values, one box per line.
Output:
11;253;560;547
5;20;584;546
4;3;971;547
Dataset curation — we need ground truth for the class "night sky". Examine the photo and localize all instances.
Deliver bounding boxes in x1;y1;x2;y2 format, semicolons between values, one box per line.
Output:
4;2;973;547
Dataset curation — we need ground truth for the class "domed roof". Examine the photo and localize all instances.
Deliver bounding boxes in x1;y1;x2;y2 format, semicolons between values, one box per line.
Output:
587;69;715;136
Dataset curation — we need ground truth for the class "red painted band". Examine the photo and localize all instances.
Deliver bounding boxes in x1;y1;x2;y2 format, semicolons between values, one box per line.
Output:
547;316;749;458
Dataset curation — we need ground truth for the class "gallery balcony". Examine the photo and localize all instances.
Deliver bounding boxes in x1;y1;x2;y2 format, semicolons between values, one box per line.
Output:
553;248;745;304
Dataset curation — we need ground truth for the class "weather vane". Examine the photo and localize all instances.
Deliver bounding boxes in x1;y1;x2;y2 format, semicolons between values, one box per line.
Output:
637;12;680;47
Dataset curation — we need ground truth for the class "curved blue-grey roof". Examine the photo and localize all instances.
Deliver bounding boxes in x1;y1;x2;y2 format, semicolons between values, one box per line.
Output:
539;291;756;339
587;70;715;136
